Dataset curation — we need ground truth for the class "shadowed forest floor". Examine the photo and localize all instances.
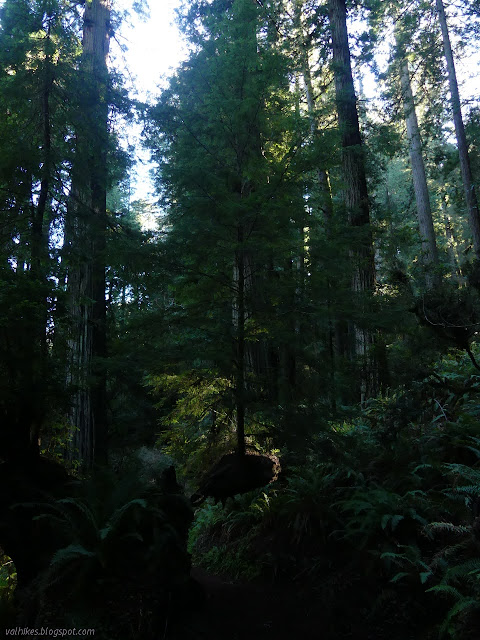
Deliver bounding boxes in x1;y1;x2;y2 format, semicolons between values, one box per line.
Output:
190;568;334;640
187;568;431;640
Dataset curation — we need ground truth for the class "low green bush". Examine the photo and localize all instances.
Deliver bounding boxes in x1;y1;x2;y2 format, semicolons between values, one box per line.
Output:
0;551;17;625
21;465;193;637
188;360;480;638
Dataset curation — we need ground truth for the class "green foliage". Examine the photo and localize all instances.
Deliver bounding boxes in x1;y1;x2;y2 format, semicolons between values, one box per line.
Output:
186;355;480;637
189;491;277;580
144;0;327;456
3;0;480;636
26;466;193;632
188;500;261;579
0;551;17;624
151;370;235;472
39;413;79;471
419;462;480;638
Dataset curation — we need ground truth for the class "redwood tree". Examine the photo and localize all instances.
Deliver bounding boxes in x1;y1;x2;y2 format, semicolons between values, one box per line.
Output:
435;0;480;259
395;30;439;286
66;0;111;466
327;0;378;401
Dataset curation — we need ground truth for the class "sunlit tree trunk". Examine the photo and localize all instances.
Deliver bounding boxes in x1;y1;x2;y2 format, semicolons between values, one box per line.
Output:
397;50;439;286
441;192;462;279
436;0;480;259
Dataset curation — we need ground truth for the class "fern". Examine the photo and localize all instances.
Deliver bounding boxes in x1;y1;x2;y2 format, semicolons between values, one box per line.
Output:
51;544;96;564
445;558;480;581
427;583;480;638
442;463;480;484
426;502;480;637
426;522;471;536
380;544;432;585
439;597;480;638
25;464;193;628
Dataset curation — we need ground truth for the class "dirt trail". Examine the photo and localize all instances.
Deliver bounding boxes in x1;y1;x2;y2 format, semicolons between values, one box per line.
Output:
190;568;326;640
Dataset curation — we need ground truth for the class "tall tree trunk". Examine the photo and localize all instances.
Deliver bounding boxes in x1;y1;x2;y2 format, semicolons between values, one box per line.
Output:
67;0;110;467
293;0;343;411
15;21;54;463
294;0;333;225
27;44;52;458
234;226;246;458
436;0;480;259
327;0;378;402
441;192;462;279
302;46;335;224
397;50;439;286
297;40;339;407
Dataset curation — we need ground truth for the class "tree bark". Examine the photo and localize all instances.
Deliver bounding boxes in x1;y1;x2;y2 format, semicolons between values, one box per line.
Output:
436;0;480;259
18;20;54;462
294;0;334;225
234;226;246;458
293;1;339;409
327;0;378;402
398;51;439;286
66;0;110;467
441;192;462;279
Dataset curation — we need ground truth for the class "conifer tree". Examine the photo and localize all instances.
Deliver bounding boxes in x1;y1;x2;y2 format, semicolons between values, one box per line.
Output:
327;0;378;401
65;0;111;466
435;0;480;259
0;0;80;462
394;25;439;287
292;0;333;225
148;0;309;454
365;0;451;284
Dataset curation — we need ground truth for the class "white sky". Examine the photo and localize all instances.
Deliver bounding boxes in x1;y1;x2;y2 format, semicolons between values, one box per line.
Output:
115;0;185;101
112;0;186;202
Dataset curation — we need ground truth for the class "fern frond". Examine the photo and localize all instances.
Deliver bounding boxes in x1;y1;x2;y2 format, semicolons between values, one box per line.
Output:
446;558;480;581
443;540;472;560
381;514;404;531
420;571;432;584
463;445;480;459
427;584;463;599
50;544;96;567
103;498;148;536
426;522;470;536
23;499;88;534
56;498;100;535
390;571;410;583
411;463;433;475
447;485;480;497
438;596;480;637
443;463;480;484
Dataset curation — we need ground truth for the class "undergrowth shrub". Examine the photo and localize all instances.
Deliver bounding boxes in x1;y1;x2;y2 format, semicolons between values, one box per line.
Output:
188;494;268;580
421;464;480;639
0;550;17;625
24;466;194;638
188;359;480;638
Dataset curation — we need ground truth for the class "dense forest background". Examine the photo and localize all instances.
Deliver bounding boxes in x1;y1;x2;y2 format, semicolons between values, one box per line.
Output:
1;0;480;637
